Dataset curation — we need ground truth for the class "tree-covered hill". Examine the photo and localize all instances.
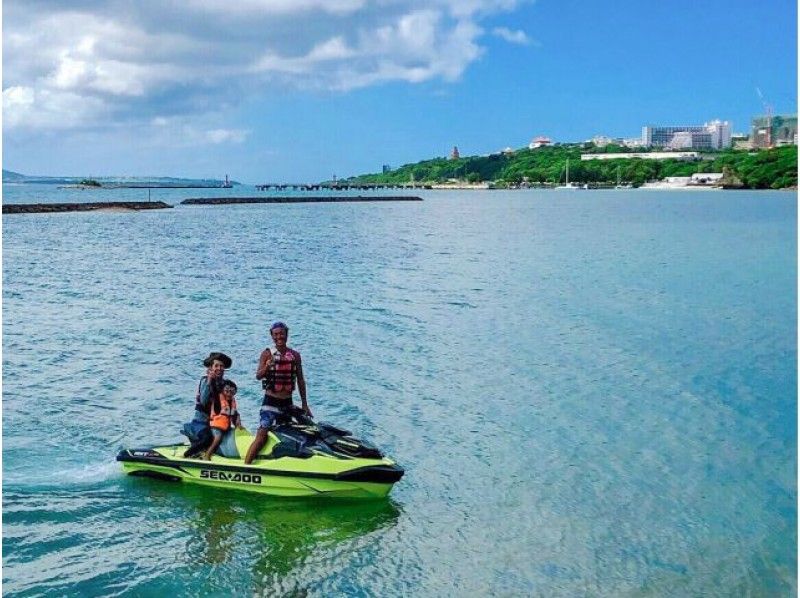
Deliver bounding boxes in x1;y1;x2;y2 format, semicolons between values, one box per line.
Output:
345;144;797;189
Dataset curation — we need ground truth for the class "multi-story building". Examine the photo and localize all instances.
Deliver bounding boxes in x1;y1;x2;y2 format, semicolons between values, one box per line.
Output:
622;137;644;148
731;133;752;149
589;135;619;147
642;119;732;149
751;114;797;148
666;131;700;150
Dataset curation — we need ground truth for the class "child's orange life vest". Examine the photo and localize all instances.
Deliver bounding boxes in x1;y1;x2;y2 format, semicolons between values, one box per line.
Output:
210;394;237;431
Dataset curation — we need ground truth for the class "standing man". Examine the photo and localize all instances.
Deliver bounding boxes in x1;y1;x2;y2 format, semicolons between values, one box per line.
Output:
244;322;311;464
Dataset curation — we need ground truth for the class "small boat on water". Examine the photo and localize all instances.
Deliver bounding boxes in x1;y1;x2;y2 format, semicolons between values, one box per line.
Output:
555;159;585;190
117;413;403;499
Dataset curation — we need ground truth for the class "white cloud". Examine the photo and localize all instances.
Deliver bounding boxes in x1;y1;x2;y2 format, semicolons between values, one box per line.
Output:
205;128;249;144
3;85;108;129
186;0;367;16
3;0;524;132
307;37;357;62
250;36;357;75
492;26;532;45
3;86;35;109
52;56;89;89
140;116;249;146
251;10;484;90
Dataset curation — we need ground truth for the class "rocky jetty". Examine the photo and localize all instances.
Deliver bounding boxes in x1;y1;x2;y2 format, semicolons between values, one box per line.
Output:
181;196;423;205
3;201;172;214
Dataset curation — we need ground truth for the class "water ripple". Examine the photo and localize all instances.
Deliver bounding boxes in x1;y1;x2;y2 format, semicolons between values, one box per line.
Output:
2;187;796;596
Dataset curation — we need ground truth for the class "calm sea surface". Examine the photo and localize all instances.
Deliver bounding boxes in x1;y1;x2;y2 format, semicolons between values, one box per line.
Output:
2;185;797;596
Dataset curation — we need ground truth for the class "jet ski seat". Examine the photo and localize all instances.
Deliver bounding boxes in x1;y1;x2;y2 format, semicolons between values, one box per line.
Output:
262;421;384;460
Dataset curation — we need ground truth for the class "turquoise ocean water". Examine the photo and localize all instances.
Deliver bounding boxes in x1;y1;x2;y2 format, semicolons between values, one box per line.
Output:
2;185;797;596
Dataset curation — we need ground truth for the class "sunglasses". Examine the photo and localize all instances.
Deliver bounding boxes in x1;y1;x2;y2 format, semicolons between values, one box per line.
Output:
222;387;237;395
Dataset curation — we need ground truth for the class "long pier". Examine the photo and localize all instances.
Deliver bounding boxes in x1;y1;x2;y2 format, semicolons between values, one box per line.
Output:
254;182;432;191
181;196;423;205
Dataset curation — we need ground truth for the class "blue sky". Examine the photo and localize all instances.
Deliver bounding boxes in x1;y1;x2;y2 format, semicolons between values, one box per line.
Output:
3;0;797;183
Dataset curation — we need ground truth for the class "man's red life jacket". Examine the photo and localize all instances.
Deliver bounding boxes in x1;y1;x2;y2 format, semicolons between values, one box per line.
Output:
264;348;299;393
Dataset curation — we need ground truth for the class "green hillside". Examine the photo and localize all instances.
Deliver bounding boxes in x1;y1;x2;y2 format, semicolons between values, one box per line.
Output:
346;144;797;189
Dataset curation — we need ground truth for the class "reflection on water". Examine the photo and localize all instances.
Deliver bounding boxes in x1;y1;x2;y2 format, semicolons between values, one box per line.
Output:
133;477;401;594
4;477;400;595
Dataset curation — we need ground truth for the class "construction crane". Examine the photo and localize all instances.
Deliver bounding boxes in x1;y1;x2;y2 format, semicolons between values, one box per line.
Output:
755;87;773;148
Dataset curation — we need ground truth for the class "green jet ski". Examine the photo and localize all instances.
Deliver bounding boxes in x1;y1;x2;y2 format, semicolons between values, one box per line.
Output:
117;414;403;499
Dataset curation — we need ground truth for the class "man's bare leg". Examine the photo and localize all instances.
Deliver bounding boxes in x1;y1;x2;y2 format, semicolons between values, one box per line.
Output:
244;429;269;464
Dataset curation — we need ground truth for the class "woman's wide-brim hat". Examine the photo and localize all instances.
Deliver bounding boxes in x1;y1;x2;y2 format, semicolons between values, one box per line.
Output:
203;352;232;368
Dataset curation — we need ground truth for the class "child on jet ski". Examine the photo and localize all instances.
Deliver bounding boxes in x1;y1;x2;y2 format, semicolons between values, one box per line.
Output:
203;379;243;460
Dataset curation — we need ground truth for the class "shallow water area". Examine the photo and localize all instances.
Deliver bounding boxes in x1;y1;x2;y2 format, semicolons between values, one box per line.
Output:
2;185;797;596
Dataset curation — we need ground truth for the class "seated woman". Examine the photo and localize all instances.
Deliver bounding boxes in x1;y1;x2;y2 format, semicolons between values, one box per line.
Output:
183;351;231;458
204;379;243;460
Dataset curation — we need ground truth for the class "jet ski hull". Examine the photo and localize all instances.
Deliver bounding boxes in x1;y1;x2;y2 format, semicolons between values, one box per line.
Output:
117;443;403;498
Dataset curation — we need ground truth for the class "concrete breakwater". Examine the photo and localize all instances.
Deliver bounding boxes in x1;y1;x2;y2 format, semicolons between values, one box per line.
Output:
181;196;423;205
3;201;172;214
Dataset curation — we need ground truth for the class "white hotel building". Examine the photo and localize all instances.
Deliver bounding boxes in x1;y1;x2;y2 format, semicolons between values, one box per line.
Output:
642;120;732;150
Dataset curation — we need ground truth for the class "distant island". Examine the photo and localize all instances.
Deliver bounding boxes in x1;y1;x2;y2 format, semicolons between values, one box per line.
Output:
342;145;797;190
2;170;239;188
